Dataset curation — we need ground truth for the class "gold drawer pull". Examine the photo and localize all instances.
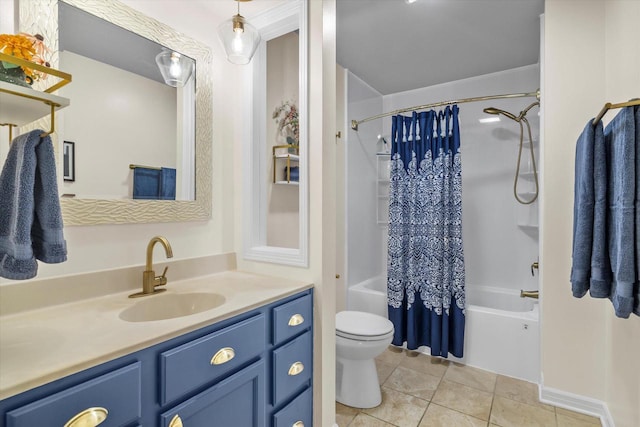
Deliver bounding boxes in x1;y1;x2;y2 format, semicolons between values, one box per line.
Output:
288;361;304;376
169;414;183;427
293;422;304;427
211;347;235;365
288;313;304;326
64;407;108;427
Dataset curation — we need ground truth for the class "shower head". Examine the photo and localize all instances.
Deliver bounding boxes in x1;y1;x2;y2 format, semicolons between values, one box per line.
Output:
483;107;518;121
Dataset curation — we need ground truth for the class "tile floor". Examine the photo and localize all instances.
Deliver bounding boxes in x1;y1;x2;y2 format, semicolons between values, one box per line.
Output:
336;347;602;427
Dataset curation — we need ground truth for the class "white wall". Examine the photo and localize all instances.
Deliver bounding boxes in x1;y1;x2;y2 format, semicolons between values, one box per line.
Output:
383;65;540;293
542;1;640;425
345;71;384;289
59;51;177;199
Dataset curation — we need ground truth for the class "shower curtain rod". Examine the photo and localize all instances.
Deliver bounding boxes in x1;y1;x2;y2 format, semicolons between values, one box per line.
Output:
350;89;540;131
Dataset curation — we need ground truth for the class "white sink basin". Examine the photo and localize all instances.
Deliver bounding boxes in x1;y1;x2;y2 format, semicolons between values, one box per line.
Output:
119;292;226;322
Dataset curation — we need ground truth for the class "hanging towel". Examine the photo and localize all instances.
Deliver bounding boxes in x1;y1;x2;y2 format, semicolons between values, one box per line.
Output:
0;130;67;280
133;167;161;199
159;167;176;200
570;121;601;297
635;106;640;316
589;116;612;298
604;106;636;318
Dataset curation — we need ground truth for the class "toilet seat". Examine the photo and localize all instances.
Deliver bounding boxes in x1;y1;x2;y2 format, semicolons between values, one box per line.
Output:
336;311;394;342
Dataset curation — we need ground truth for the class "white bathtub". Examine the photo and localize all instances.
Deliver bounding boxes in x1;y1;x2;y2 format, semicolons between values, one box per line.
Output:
348;277;540;382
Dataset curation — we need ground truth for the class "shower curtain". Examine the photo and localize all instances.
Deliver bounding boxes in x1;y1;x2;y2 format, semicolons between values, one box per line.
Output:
387;106;466;358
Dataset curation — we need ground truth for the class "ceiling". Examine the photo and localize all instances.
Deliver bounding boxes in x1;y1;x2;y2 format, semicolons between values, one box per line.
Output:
336;0;544;95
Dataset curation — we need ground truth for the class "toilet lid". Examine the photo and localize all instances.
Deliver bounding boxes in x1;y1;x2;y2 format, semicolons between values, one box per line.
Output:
336;311;394;339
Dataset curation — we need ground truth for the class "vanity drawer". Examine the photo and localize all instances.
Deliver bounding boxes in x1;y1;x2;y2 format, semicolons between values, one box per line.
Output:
272;293;312;345
160;314;266;405
272;387;312;427
6;362;141;427
272;332;312;405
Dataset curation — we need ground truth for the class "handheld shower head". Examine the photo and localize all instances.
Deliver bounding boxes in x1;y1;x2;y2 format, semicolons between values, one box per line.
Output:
483;107;518;121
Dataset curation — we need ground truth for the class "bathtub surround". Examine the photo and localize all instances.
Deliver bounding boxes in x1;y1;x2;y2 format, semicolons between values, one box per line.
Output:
0;130;67;280
350;277;540;382
387;107;466;358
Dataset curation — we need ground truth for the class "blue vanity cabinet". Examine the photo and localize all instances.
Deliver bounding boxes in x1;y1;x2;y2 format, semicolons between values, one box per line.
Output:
0;289;313;427
4;363;142;427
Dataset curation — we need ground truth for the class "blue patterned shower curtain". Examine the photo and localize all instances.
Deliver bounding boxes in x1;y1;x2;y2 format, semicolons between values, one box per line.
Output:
387;106;466;358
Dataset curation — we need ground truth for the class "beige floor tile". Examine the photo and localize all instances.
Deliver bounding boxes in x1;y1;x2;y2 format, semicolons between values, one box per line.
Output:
556;408;601;426
375;359;396;385
444;363;497;393
336;402;359;427
383;365;441;401
556;413;602;427
399;352;450;378
494;375;555;412
363;387;429;427
348;413;397;427
376;346;406;367
490;396;557;427
431;380;493;421
418;403;488;427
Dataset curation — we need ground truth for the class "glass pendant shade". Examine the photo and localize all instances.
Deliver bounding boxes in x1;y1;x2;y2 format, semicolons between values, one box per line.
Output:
155;50;194;87
218;13;261;65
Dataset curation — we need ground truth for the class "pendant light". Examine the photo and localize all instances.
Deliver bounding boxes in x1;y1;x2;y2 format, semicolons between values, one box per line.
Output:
155;49;194;87
217;0;261;65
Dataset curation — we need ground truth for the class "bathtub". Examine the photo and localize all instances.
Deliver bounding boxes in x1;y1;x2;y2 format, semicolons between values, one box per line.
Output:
348;277;540;382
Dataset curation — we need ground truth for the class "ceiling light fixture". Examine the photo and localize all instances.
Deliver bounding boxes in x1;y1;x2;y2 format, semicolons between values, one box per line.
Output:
155;49;194;87
217;0;261;65
405;0;418;4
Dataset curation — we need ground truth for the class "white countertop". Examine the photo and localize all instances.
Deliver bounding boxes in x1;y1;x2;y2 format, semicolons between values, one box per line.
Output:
0;270;312;400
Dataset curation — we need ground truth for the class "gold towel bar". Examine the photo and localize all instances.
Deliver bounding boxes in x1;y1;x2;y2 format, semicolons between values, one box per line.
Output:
592;99;640;125
129;164;162;170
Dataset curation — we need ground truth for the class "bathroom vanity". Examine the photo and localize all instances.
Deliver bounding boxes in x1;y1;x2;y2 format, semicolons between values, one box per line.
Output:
0;271;313;427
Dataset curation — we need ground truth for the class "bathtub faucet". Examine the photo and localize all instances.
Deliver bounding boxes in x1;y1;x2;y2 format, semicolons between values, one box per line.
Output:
520;289;539;299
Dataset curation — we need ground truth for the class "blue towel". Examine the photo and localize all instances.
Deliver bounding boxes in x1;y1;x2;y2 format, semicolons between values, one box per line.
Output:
160;167;176;200
133;167;161;199
605;106;636;318
133;167;176;200
589;119;611;297
0;130;67;280
571;121;603;297
634;105;640;317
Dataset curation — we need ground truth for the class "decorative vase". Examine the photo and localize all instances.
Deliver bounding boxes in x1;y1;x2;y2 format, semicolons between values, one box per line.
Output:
0;61;32;88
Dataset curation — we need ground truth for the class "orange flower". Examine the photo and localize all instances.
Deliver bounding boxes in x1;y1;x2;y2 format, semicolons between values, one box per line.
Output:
0;33;50;81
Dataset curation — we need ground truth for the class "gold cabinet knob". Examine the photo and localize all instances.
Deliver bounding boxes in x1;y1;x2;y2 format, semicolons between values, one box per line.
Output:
293;421;304;427
169;414;183;427
64;407;108;427
288;313;305;326
288;361;304;376
210;347;235;365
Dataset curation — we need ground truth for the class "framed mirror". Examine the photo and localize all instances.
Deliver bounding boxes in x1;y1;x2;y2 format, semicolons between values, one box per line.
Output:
243;0;308;267
19;0;212;225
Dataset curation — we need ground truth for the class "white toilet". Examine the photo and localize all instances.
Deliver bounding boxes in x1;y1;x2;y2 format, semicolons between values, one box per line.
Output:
335;310;395;408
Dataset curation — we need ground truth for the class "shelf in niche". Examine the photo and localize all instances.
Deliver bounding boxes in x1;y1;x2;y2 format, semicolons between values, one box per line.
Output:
274;180;299;186
376;152;391;156
274;153;300;160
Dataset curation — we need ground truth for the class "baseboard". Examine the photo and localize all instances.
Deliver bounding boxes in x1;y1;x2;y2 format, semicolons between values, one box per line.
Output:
539;385;615;427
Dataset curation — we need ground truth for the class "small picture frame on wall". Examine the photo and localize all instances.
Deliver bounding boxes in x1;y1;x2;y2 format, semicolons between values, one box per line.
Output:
63;141;75;182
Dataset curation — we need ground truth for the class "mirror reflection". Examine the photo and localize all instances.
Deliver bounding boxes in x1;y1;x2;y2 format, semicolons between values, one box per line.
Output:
267;30;299;249
57;1;195;201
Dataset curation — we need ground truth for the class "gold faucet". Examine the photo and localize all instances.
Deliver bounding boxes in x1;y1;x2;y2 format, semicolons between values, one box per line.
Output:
520;289;539;299
129;236;174;298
